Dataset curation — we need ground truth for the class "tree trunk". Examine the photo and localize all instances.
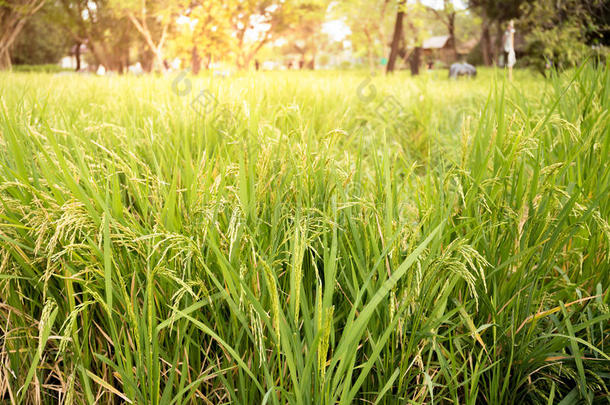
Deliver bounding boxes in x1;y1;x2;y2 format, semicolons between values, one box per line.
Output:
242;54;253;70
448;12;457;60
308;47;317;70
0;0;45;70
191;46;201;75
386;0;406;73
236;52;249;70
481;18;492;66
75;43;81;71
0;20;24;70
141;47;153;73
127;12;167;73
409;47;421;76
154;48;166;72
493;21;502;66
118;28;130;74
0;49;11;70
239;38;269;71
123;46;129;73
85;40;106;71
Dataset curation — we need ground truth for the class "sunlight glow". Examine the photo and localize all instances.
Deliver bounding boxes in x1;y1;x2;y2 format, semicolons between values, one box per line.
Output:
322;19;351;42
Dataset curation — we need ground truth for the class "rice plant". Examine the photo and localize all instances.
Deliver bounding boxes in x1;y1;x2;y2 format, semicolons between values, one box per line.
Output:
0;65;608;404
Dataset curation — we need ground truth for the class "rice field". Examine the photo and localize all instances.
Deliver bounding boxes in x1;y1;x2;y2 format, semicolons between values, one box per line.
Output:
0;65;609;404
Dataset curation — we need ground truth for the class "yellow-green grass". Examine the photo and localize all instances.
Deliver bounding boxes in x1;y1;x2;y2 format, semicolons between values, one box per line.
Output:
0;66;608;404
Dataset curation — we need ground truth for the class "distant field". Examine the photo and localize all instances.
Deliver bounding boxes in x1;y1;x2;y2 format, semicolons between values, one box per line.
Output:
0;67;608;404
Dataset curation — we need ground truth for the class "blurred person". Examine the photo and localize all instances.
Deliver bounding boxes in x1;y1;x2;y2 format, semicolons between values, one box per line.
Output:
502;20;516;80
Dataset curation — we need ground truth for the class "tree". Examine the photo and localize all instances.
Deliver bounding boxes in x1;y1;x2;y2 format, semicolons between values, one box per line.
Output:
171;1;233;73
281;1;329;69
333;0;394;71
386;0;405;73
479;13;492;65
110;0;186;72
230;0;295;70
429;0;458;54
385;0;432;74
588;1;609;46
53;0;132;72
399;1;444;76
0;0;46;70
520;0;607;73
468;0;524;65
10;2;70;65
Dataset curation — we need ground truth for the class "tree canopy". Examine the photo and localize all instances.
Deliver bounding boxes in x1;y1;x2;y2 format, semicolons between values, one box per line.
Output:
2;0;608;73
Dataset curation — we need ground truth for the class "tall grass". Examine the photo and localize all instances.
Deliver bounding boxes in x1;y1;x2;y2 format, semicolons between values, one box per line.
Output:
0;65;608;404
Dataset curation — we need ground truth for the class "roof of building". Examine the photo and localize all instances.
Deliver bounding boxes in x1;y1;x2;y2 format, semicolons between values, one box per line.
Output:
422;35;450;49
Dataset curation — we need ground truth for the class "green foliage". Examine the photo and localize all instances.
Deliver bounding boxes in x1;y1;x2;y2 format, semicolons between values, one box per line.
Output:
46;0;135;72
0;65;609;403
170;1;234;70
231;0;303;68
466;39;484;65
10;5;70;65
520;0;607;73
278;1;329;68
332;0;396;70
468;0;524;22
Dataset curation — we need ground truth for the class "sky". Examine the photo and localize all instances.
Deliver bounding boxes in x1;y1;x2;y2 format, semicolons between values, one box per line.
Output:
419;0;467;9
322;20;351;42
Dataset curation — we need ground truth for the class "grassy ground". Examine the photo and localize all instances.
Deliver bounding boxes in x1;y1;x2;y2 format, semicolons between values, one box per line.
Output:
0;66;608;404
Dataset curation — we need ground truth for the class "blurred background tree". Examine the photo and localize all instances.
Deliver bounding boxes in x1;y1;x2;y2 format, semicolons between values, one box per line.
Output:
230;0;296;70
333;0;395;71
109;0;188;72
467;0;524;65
279;1;330;69
10;2;69;65
520;0;609;74
1;0;607;73
170;1;233;73
51;0;134;72
0;0;46;69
